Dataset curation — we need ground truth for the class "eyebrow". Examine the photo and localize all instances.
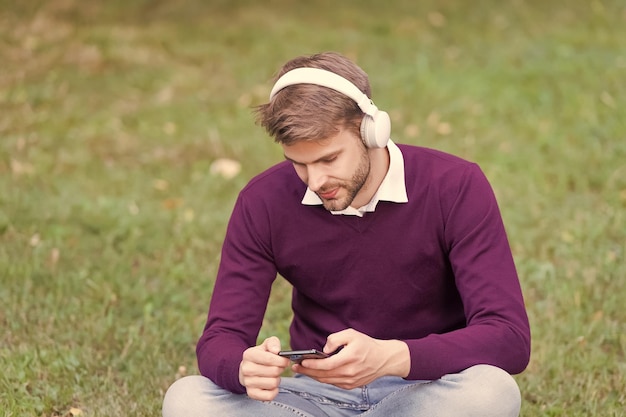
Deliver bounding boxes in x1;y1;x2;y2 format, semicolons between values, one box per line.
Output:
283;150;342;165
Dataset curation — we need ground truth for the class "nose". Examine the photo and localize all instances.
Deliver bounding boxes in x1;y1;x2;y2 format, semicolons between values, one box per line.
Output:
306;165;327;192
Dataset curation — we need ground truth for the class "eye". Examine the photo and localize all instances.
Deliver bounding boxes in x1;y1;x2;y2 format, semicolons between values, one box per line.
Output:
321;156;337;164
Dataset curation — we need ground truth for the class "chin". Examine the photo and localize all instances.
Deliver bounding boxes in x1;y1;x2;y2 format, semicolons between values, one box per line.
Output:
323;200;351;212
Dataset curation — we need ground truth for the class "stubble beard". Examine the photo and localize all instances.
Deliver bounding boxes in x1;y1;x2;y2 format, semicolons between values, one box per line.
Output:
319;150;371;212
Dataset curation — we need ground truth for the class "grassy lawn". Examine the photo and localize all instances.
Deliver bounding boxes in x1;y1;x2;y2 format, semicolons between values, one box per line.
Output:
1;0;624;415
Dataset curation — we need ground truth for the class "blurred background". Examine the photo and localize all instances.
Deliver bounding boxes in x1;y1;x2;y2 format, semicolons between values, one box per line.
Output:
1;1;624;415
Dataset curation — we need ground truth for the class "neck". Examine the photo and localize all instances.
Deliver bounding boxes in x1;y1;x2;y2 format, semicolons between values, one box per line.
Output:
352;147;390;208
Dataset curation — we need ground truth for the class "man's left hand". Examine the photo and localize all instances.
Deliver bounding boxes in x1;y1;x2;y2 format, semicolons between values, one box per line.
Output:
292;328;410;390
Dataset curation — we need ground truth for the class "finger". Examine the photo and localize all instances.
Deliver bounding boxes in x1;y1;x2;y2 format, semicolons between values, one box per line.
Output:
262;336;283;354
245;374;282;390
245;343;289;368
247;386;280;402
244;372;282;401
241;361;285;378
291;363;326;378
292;356;343;377
324;328;356;353
296;358;330;371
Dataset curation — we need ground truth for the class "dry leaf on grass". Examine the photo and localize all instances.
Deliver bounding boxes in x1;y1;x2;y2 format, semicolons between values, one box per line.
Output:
210;158;241;180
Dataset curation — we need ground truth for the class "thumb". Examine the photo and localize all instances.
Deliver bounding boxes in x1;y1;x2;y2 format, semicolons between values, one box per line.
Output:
263;336;282;354
324;329;352;354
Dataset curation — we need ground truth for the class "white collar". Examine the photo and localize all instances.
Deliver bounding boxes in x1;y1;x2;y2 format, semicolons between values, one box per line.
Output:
301;140;408;216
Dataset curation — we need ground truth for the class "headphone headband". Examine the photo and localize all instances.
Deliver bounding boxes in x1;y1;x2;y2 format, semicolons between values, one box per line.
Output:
269;68;378;116
268;67;391;148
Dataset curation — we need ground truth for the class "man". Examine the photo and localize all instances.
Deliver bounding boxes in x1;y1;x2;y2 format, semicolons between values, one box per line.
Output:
163;52;531;417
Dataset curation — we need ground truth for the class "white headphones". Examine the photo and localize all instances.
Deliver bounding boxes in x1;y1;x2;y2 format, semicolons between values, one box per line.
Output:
269;67;391;148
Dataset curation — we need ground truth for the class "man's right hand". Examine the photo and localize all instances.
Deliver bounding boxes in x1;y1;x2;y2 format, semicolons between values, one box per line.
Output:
238;336;290;401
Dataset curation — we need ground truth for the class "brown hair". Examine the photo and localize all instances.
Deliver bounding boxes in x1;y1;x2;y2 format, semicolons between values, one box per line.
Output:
255;52;372;145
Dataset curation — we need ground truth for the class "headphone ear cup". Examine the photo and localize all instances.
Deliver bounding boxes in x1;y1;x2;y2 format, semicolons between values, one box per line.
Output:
360;110;391;148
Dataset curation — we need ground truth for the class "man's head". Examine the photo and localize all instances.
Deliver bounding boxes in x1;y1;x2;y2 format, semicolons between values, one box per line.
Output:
255;52;377;146
256;52;390;211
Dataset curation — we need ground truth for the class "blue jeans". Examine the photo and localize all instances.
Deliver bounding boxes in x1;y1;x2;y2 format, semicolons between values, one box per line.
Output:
162;365;521;417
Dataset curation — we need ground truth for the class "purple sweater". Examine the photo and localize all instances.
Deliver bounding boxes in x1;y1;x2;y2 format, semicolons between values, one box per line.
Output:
197;144;531;394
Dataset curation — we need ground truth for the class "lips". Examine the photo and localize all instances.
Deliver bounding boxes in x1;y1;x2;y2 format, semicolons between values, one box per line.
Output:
318;188;339;200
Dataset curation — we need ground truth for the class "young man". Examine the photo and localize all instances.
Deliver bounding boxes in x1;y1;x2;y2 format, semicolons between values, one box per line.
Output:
163;52;531;417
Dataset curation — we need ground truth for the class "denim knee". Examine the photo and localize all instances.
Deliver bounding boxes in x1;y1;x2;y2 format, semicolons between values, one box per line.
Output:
449;365;521;417
162;375;211;417
162;375;312;417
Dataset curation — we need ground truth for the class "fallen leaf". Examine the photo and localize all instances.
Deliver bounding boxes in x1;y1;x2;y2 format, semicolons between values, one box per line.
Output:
436;122;452;135
238;92;252;108
49;248;60;266
592;310;604;321
162;198;183;210
600;91;615;108
128;202;140;215
428;11;446;27
426;111;440;128
403;124;420;138
210;158;241;179
153;178;169;191
163;121;177;135
183;209;195;222
29;233;40;247
10;158;35;176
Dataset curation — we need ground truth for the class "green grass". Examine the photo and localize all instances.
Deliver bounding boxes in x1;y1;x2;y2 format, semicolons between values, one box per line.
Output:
1;0;625;415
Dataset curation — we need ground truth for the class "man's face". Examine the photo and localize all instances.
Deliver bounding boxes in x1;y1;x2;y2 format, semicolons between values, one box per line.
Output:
283;128;370;211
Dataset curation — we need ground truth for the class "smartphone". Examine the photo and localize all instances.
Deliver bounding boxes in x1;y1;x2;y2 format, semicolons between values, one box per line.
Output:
278;349;330;363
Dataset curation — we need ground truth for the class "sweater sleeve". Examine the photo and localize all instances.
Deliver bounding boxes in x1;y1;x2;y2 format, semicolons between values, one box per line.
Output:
196;192;277;394
404;164;530;380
